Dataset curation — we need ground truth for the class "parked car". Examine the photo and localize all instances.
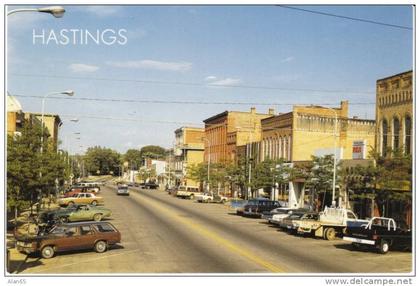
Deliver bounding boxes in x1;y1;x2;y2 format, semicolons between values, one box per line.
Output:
62;186;99;198
15;221;121;258
242;198;281;217
282;212;319;232
117;185;130;196
144;182;159;189
343;217;412;254
269;208;308;225
50;205;112;223
58;193;104;207
261;207;295;221
39;205;83;224
196;193;229;203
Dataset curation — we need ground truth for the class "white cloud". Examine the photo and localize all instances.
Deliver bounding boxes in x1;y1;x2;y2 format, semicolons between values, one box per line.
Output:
205;75;217;81
80;6;123;17
281;56;295;63
208;78;242;87
68;63;99;73
106;60;192;72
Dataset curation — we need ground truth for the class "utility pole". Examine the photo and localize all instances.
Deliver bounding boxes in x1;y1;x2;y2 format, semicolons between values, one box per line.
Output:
202;137;211;193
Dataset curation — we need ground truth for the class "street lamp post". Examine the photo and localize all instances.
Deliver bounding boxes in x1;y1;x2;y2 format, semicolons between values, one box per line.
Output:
7;6;66;18
40;90;74;153
58;118;78;154
201;137;211;193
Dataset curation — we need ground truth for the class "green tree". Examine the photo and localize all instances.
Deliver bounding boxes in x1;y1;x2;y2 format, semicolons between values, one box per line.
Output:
7;120;69;216
225;158;247;196
137;167;157;183
187;162;209;190
342;149;412;219
84;146;121;175
307;155;338;209
123;149;142;170
140;145;167;160
251;158;291;197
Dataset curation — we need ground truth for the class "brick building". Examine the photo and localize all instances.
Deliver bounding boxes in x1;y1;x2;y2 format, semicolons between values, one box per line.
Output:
203;107;274;164
376;70;413;156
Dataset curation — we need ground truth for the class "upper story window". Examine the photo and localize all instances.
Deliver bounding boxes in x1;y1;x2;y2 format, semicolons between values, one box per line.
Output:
382;119;388;157
405;116;412;155
393;117;400;150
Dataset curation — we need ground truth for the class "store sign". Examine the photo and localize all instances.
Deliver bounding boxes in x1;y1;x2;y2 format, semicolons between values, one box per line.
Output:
352;140;366;159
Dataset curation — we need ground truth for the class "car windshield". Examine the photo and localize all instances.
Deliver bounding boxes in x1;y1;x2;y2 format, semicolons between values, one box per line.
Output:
289;213;304;219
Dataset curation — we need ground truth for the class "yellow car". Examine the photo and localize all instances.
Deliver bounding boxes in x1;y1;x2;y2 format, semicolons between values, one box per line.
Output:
58;193;104;207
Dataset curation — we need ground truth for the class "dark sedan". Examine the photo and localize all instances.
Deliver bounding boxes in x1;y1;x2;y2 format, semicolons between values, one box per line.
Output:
242;199;281;217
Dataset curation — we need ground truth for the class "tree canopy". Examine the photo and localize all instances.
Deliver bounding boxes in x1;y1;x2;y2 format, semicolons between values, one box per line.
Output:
84;146;121;175
7;120;68;212
140;145;167;159
123;149;142;169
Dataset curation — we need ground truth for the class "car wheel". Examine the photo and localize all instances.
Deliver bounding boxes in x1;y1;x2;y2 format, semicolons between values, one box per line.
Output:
189;194;194;200
68;202;75;207
60;216;68;223
93;214;102;222
324;227;336;240
94;240;107;253
41;246;55;259
91;200;98;206
379;240;390;254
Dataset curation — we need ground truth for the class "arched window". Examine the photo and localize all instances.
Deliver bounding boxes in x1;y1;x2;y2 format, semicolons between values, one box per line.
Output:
393;117;400;150
382;119;388;156
405;116;412;154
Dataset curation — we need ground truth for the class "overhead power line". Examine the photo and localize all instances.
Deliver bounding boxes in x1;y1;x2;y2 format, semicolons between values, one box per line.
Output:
56;113;399;137
13;94;376;106
278;5;413;30
9;73;375;95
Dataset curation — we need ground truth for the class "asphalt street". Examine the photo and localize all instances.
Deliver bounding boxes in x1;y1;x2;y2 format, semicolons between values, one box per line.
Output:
19;185;412;274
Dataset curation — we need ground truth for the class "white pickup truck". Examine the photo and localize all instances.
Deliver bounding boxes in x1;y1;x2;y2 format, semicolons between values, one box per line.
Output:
196;193;229;203
296;206;368;240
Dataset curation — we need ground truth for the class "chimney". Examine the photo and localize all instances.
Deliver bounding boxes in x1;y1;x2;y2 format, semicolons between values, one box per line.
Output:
268;108;275;115
250;107;256;114
340;101;349;117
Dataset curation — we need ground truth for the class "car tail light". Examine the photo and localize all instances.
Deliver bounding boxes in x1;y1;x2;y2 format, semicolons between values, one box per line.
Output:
372;234;378;240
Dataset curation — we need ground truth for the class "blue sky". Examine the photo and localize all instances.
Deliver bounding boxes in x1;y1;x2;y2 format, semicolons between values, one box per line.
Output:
7;5;413;153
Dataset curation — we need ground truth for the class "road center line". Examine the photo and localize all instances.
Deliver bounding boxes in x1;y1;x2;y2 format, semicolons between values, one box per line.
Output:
136;191;286;273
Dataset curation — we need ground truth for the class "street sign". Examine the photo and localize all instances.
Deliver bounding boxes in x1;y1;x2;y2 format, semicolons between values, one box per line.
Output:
352;140;366;159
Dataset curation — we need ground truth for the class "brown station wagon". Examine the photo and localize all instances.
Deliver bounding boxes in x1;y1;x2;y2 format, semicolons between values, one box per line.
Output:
15;221;121;259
